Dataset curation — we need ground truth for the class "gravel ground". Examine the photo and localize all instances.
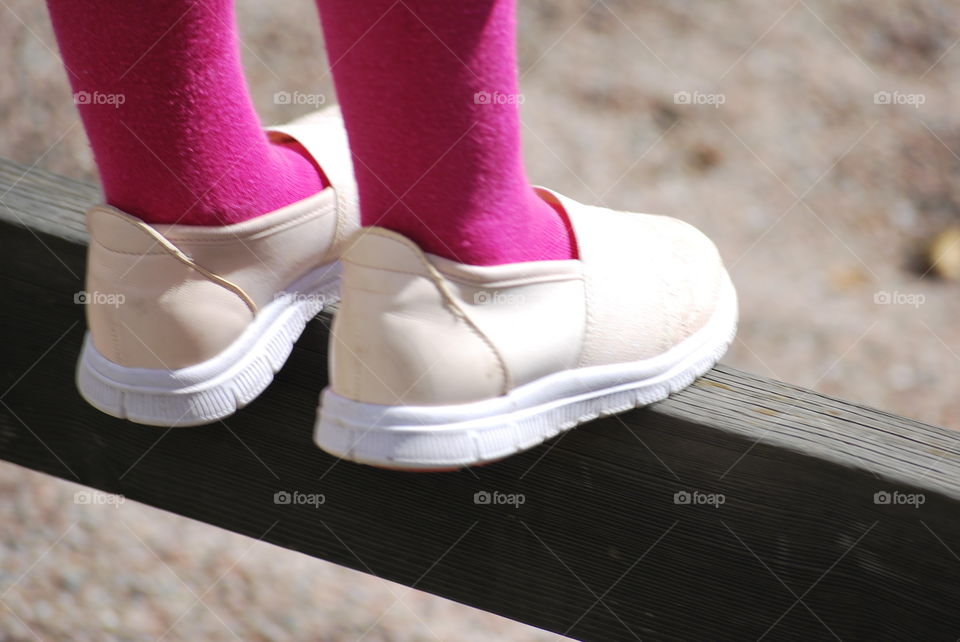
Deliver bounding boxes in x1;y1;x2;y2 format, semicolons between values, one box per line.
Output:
2;0;959;639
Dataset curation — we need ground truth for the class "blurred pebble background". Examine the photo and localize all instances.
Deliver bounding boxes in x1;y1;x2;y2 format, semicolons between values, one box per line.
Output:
1;0;958;639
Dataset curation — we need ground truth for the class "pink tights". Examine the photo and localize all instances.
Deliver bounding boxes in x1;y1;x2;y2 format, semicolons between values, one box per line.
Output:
46;0;574;265
46;0;326;227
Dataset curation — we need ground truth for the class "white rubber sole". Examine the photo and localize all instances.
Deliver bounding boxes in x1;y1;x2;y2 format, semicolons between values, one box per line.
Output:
314;273;738;470
76;262;342;427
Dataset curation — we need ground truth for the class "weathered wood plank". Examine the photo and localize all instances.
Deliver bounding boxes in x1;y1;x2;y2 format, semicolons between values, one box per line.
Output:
2;156;960;641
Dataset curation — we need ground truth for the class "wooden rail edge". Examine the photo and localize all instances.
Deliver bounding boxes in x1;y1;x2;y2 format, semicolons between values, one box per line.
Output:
2;157;959;640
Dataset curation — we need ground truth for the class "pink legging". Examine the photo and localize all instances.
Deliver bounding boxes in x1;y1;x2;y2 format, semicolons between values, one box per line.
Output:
46;0;574;266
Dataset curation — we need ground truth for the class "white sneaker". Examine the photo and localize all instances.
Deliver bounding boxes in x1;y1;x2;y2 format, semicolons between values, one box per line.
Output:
76;107;359;426
314;188;737;470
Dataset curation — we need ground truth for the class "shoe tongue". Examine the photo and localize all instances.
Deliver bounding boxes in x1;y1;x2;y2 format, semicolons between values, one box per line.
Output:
266;112;355;199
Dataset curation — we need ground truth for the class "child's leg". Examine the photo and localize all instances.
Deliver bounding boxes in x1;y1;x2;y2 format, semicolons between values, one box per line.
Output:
315;0;575;266
46;0;325;226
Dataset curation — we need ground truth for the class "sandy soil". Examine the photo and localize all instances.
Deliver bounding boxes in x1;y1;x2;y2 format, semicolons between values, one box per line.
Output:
2;0;959;639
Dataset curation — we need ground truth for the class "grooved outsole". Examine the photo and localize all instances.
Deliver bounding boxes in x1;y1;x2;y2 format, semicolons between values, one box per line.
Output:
76;275;340;428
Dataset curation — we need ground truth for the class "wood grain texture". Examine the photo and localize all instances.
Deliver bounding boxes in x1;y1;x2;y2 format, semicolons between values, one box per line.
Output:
2;157;959;641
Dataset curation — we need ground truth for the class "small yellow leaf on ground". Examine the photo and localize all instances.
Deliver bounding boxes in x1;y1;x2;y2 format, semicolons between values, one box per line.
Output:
927;227;960;280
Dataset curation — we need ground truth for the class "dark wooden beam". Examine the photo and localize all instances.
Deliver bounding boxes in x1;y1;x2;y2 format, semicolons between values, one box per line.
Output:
2;157;960;641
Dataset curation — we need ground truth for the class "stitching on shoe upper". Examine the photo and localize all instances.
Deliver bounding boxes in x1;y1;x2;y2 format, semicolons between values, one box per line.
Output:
91;206;258;315
404;239;512;395
90;237;166;256
351;227;512;395
108;319;122;365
